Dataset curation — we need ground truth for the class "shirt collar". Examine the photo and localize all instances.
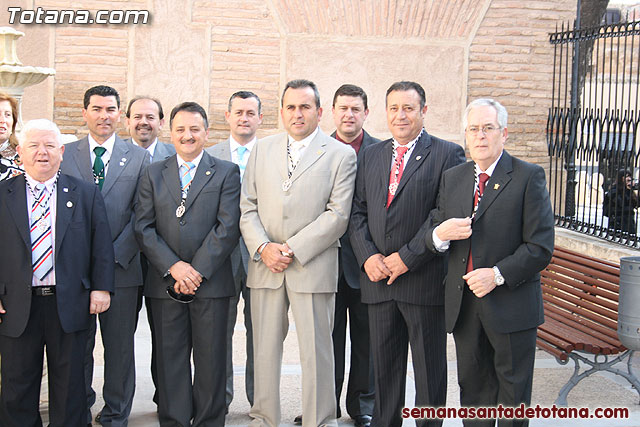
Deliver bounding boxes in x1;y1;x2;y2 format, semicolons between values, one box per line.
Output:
229;135;257;154
176;150;204;169
475;151;503;177
392;128;423;151
25;171;58;190
88;132;116;154
145;138;159;157
288;127;319;148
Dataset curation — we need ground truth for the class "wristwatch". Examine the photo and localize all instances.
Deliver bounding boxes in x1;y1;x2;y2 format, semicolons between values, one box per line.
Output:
492;266;505;286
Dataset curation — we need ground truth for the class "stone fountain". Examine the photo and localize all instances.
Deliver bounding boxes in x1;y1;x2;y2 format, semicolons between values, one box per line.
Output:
0;26;55;129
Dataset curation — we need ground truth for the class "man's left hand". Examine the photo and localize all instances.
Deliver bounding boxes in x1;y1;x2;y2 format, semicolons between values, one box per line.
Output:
462;268;496;298
90;291;111;314
383;252;408;285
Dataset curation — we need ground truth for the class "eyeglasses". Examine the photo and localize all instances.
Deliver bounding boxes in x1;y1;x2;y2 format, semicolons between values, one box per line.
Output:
466;125;500;135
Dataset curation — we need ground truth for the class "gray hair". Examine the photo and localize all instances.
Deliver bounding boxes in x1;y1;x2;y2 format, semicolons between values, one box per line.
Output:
463;98;508;130
19;119;62;146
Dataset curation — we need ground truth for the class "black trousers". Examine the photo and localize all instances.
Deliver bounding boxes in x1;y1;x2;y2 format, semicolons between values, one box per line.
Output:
0;295;88;427
368;300;446;427
332;275;374;418
453;288;537;427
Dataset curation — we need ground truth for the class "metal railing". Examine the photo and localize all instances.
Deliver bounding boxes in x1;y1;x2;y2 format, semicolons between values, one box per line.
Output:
547;20;640;248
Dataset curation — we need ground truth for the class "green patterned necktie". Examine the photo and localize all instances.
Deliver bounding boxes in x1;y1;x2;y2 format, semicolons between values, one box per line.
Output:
93;146;107;190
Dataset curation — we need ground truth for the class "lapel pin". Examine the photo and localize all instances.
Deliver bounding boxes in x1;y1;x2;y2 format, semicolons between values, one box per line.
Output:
416;155;422;160
63;187;69;193
494;184;500;190
316;150;322;155
206;170;211;175
119;162;125;166
66;201;73;208
121;157;127;162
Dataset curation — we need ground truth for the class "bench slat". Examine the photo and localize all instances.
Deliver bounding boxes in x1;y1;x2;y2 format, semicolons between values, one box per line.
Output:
542;265;619;301
539;316;620;354
541;274;619;314
544;307;623;347
542;288;618;329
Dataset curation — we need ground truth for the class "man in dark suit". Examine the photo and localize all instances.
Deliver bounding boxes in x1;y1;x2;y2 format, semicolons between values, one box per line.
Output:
135;102;240;426
425;99;554;426
329;84;378;427
0;119;114;427
60;85;150;426
206;90;262;413
124;95;175;408
349;81;465;427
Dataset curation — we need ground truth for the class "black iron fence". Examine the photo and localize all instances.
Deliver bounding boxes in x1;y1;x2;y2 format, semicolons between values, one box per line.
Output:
547;20;640;248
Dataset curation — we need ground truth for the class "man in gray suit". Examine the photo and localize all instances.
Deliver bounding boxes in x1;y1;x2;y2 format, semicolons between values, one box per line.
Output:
240;79;357;427
206;90;262;413
135;102;240;426
60;85;151;426
124;95;175;408
125;96;175;163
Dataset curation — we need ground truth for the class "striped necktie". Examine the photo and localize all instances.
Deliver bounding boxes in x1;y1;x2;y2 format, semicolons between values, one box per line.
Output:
31;184;54;281
180;162;195;198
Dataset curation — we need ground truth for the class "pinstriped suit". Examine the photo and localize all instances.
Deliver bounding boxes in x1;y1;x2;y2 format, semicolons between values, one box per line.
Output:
349;131;465;426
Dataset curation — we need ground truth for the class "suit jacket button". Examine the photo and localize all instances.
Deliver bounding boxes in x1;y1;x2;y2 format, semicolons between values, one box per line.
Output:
179;220;185;226
461;257;466;263
386;234;391;239
458;285;463;290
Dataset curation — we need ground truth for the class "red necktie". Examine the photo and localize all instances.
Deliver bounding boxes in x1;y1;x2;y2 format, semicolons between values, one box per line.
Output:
466;173;490;273
387;146;409;208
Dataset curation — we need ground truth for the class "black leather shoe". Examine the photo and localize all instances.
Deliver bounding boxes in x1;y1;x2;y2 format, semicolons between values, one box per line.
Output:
294;414;302;425
354;414;372;427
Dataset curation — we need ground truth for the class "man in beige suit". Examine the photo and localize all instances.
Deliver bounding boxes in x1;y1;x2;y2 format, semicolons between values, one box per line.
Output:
240;79;357;427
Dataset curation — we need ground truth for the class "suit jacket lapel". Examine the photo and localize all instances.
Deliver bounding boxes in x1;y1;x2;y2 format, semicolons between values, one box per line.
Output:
290;131;326;182
185;152;215;212
474;151;512;222
162;158;182;205
378;140;394;197
55;175;77;257
276;134;289;181
72;137;94;183
455;163;476;218
101;137;128;196
392;133;431;202
6;175;31;249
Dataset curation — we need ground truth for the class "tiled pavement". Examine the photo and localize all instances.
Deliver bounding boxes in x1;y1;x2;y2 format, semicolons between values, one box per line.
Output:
41;302;639;426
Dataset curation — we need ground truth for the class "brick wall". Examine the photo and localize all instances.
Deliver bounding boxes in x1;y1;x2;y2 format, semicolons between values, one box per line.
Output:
8;0;579;164
467;0;576;166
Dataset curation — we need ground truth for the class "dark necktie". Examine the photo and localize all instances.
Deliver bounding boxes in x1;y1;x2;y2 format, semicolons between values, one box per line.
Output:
93;146;107;190
466;173;490;273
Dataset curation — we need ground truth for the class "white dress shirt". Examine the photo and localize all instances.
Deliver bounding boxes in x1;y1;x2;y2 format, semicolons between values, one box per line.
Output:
89;133;116;175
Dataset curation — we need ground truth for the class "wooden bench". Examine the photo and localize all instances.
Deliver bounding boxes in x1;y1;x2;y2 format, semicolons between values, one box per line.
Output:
537;246;639;405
